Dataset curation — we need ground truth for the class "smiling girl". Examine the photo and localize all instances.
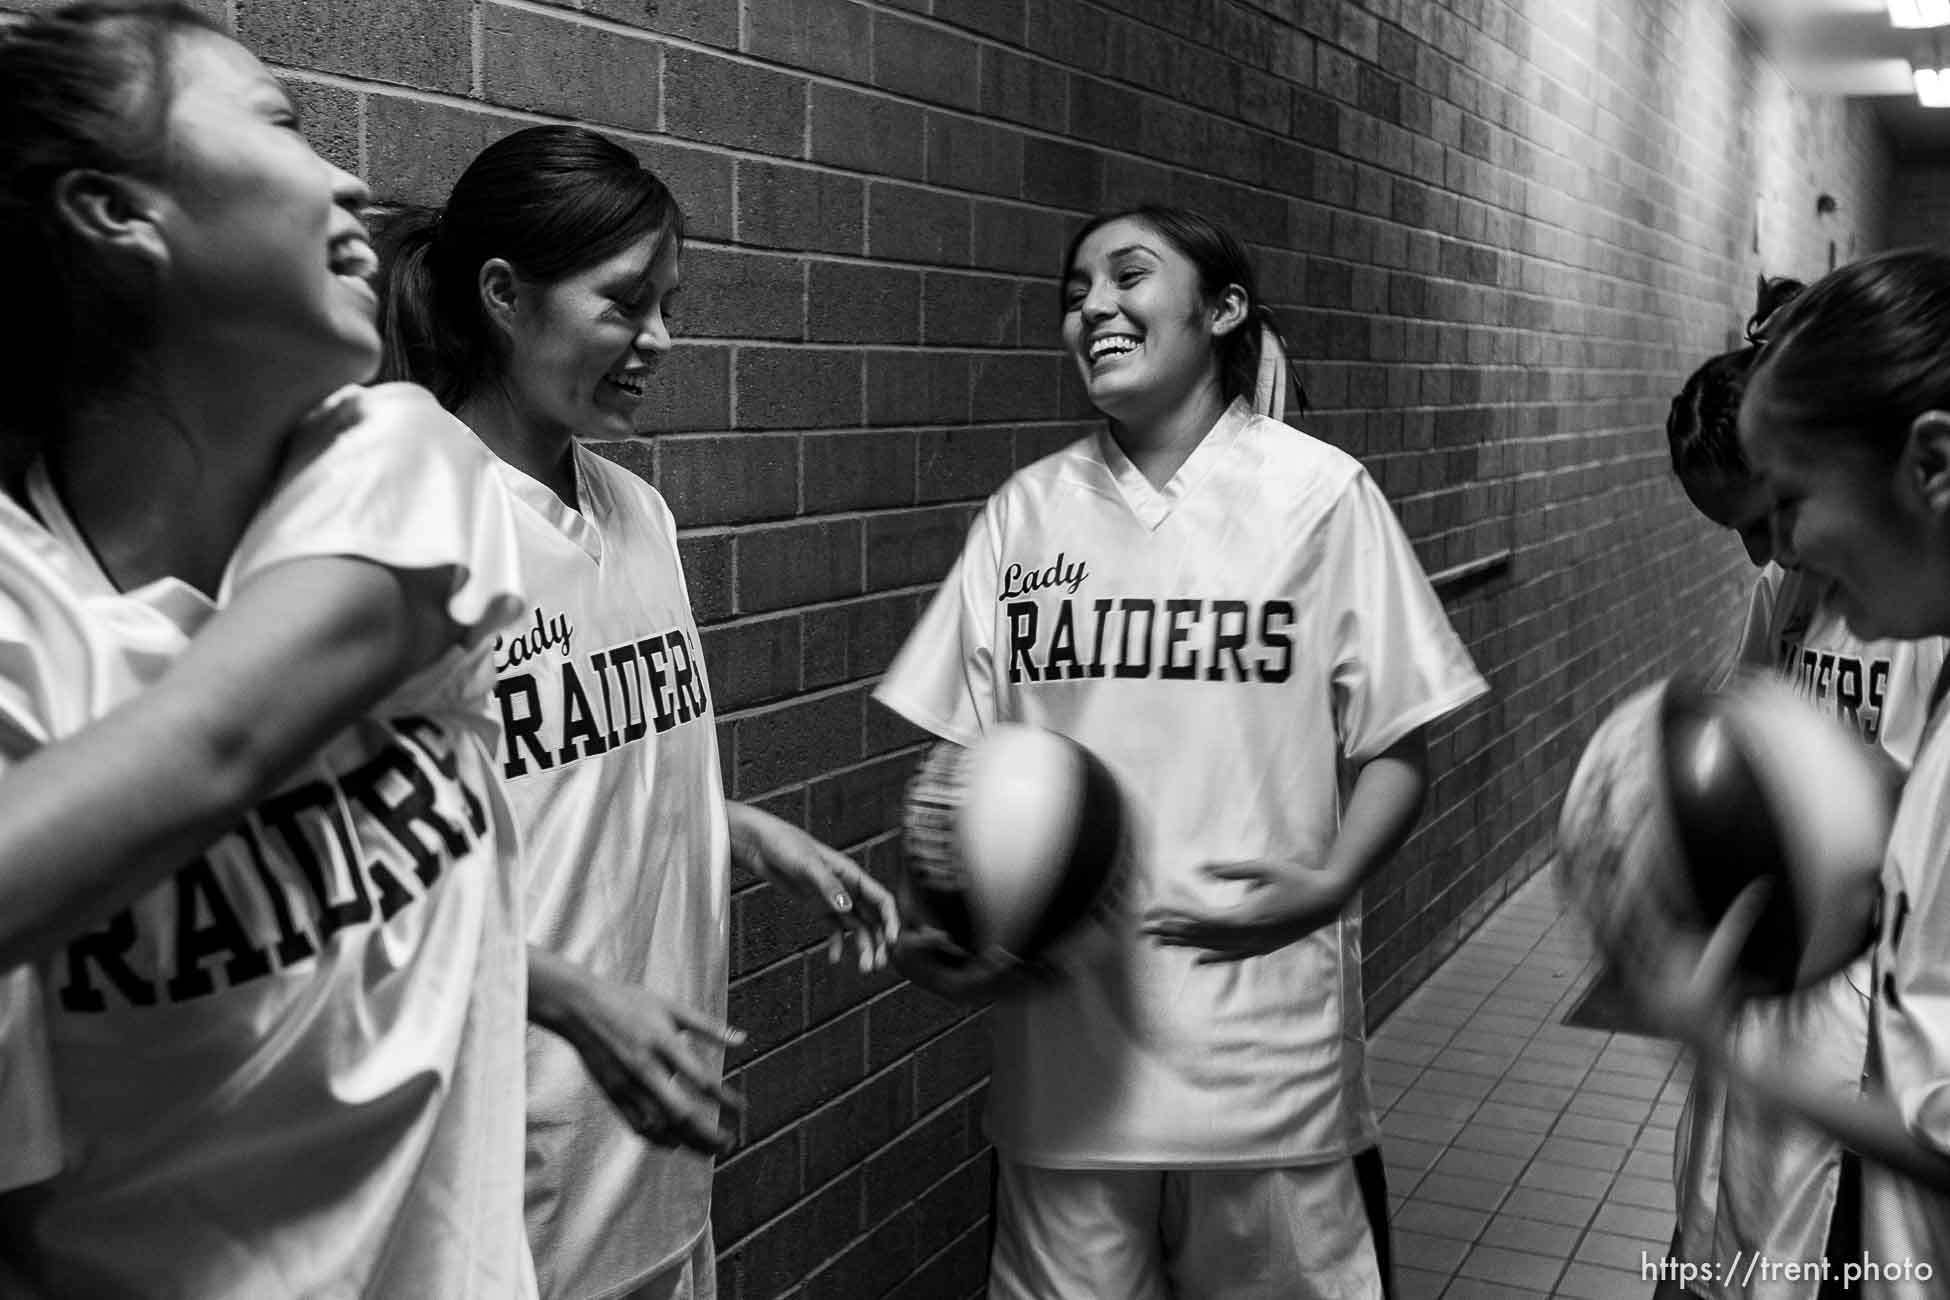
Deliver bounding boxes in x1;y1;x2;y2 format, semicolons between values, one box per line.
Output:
878;204;1487;1299
0;2;534;1296
375;125;899;1300
1628;246;1950;1294
1657;280;1949;1300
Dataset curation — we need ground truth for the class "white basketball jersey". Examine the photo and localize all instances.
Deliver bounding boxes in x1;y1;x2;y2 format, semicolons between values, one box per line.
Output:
1676;564;1947;1298
0;488;104;1196
1864;691;1950;1294
0;385;536;1299
877;399;1487;1166
491;446;730;1298
1736;564;1945;767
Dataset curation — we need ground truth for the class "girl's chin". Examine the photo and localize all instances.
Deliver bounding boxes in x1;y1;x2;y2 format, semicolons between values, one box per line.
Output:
1084;375;1146;418
574;406;642;441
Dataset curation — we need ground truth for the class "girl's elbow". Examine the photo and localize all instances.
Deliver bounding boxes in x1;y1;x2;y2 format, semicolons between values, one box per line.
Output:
174;712;287;822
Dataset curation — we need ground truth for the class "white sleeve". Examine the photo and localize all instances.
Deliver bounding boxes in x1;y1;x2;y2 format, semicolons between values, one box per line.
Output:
873;502;1002;747
0;497;119;753
1320;470;1489;762
224;383;525;654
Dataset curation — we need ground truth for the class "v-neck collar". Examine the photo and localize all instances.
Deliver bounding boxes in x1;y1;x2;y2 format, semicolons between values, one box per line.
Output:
1093;397;1253;532
22;461;215;628
493;445;605;565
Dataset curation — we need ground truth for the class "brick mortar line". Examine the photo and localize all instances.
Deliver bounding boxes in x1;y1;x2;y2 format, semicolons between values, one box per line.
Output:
257;55;1508;217
720;1135;993;1267
10;0;1831;224
278;59;1839;254
483;0;716;53
681;504;988;549
732;1013;944;1086
712;674;877;722
263;66;1084;213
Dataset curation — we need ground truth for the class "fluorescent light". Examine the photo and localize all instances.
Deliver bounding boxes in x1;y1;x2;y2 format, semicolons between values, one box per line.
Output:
1893;0;1950;28
1917;65;1950;105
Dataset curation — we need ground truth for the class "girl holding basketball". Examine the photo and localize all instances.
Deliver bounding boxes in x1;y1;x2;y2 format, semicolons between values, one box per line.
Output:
374;124;900;1300
1633;246;1950;1289
1656;280;1948;1300
879;204;1486;1300
0;3;535;1295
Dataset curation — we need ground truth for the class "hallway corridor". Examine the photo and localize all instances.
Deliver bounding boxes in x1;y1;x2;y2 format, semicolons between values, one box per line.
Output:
1375;869;1689;1300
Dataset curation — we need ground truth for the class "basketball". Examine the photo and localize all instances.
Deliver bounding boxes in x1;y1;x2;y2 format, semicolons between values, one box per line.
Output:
1556;673;1891;995
900;725;1130;969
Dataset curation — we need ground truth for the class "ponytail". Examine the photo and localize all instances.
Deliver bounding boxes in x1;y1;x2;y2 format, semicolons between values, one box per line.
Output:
371;203;492;409
1239;303;1306;420
1666;275;1806;480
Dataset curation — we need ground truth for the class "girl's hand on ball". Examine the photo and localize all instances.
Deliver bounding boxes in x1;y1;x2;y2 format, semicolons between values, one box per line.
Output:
529;952;746;1155
727;801;900;972
1142;858;1356;962
891;925;1052;1003
1616;878;1773;1050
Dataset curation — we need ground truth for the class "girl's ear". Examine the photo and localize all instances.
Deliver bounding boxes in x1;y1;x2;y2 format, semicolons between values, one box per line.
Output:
51;169;168;271
1210;283;1250;339
477;258;520;339
1909;410;1950;519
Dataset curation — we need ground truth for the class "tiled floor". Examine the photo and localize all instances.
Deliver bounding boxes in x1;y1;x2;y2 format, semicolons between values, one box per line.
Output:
1373;867;1690;1300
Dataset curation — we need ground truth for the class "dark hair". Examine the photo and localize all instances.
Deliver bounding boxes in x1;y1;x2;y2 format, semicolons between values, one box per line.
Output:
374;125;684;409
1748;248;1950;463
1665;275;1804;480
1060;204;1307;415
0;1;221;458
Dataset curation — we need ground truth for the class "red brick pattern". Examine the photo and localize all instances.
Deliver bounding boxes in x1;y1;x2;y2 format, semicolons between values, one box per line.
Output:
1;0;1917;1295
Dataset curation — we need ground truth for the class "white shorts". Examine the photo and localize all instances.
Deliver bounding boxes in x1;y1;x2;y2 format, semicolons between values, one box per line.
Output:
1672;960;1868;1300
989;1157;1385;1300
608;1225;715;1300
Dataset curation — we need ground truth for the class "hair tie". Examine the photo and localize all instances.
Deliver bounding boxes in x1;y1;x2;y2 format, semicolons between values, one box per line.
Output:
1252;321;1289;421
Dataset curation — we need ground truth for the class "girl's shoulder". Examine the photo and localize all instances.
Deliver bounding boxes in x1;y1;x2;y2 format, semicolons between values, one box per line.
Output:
1237;412;1364;485
573;444;676;530
226;382;519;608
284;383;481;476
978;431;1109;515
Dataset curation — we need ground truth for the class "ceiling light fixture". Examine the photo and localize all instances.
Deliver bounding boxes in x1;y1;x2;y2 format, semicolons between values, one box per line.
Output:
1919;64;1950;106
1893;0;1950;28
1917;31;1950;105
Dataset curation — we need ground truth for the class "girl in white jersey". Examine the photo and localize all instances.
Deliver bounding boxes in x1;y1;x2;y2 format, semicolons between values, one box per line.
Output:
1628;247;1950;1297
374;125;901;1300
1656;279;1948;1300
879;205;1487;1300
0;4;535;1295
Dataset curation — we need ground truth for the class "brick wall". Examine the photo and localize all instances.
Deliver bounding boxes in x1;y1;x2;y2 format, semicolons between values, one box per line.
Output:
1890;160;1950;248
3;0;1896;1296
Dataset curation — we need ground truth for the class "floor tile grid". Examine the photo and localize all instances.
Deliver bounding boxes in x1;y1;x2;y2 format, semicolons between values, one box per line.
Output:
1371;871;1695;1300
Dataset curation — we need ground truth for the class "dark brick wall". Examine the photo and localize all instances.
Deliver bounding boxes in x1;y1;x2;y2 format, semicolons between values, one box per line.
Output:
2;1;1896;1296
